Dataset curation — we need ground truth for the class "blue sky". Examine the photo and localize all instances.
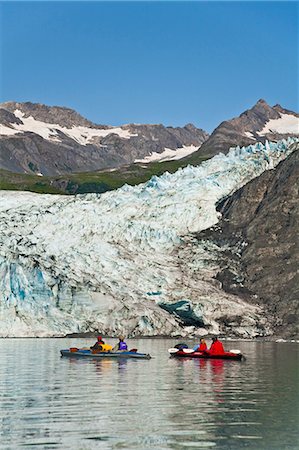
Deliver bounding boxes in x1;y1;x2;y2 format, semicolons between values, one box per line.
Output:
0;1;298;131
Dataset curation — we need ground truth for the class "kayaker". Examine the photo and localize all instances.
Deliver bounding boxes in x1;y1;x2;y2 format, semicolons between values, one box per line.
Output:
199;338;208;352
209;337;225;355
113;336;128;352
193;338;208;352
90;336;113;352
90;335;105;350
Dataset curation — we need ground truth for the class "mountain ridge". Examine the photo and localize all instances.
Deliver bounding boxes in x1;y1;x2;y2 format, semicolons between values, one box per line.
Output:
0;101;209;175
1;101;108;128
0;99;298;195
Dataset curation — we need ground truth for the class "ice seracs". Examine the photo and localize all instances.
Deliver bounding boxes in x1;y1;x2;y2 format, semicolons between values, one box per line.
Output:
0;138;297;337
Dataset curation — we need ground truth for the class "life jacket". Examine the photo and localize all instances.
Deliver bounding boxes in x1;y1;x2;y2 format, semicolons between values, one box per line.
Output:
119;341;128;350
100;343;113;352
198;342;207;352
209;340;225;354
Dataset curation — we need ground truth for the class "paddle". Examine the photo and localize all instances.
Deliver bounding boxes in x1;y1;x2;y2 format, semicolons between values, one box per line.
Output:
168;348;195;354
168;348;179;354
182;348;195;354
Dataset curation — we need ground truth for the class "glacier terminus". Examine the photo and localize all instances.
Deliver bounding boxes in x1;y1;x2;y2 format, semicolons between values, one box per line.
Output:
0;138;297;337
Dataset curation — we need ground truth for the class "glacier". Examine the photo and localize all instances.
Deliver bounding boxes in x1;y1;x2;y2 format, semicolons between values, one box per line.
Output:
0;138;297;337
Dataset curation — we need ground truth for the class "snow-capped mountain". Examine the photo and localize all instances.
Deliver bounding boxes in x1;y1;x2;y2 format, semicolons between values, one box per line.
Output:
191;99;299;160
0;137;297;337
0;102;208;175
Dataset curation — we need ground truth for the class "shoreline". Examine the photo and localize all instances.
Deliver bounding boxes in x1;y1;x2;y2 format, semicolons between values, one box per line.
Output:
0;335;298;343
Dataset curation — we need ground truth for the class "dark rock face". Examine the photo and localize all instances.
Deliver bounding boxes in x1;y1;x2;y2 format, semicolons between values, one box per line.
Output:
198;145;299;338
191;99;299;160
0;108;23;126
0;102;208;175
0;132;113;175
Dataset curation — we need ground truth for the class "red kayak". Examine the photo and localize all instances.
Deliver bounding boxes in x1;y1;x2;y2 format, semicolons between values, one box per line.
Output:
169;348;244;361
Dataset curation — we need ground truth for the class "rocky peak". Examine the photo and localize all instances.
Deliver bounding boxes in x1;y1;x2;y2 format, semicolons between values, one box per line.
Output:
184;123;196;130
242;98;281;121
188;99;299;161
256;98;267;104
273;103;299;117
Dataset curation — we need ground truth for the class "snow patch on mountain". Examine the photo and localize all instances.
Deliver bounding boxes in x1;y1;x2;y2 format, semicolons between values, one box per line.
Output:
135;145;199;163
0;138;297;337
0;109;137;144
244;131;255;139
258;113;299;136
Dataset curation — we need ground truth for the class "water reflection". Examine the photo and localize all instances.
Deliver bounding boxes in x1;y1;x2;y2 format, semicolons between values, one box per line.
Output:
0;339;298;449
64;355;129;378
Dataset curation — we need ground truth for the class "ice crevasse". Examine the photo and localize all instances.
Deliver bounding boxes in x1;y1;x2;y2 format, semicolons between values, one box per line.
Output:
0;138;297;337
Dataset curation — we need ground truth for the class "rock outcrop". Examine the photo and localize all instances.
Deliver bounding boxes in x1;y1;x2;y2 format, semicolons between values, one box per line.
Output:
196;144;299;338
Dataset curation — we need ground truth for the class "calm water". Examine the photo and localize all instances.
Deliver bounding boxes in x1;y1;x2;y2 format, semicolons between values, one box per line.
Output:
0;338;298;450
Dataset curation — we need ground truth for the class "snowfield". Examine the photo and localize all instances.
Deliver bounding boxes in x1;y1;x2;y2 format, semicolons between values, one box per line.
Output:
0;109;137;145
134;145;199;163
0;138;297;337
258;113;299;136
